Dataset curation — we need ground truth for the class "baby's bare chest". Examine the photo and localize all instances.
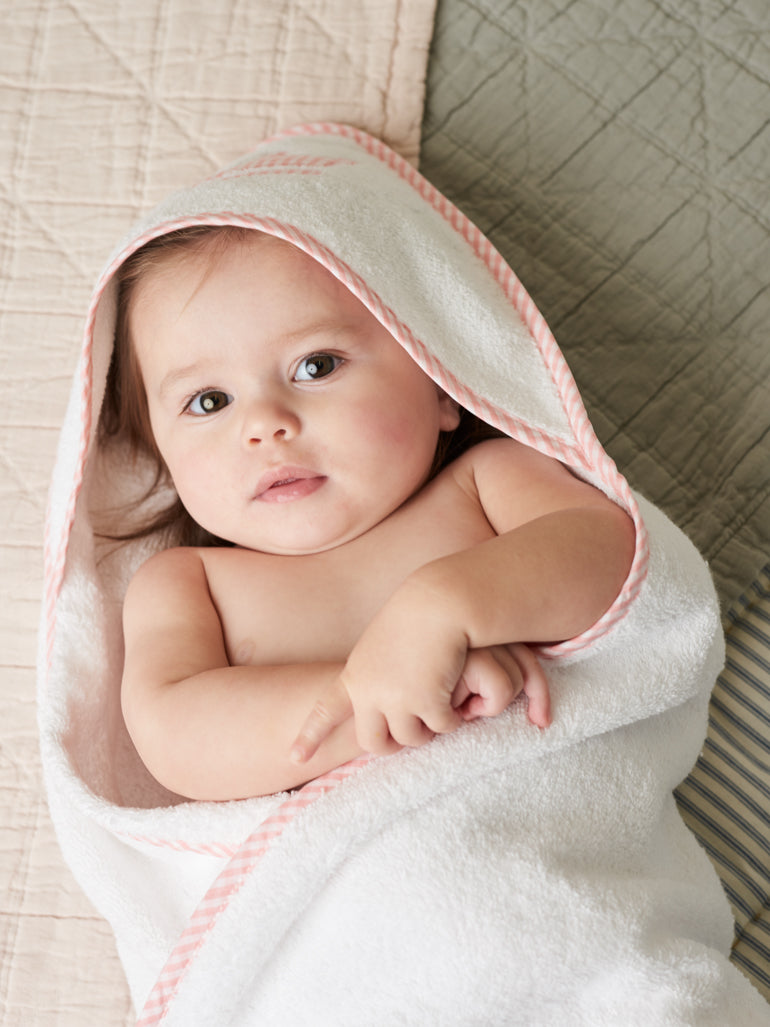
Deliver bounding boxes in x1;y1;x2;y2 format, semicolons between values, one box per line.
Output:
201;480;494;667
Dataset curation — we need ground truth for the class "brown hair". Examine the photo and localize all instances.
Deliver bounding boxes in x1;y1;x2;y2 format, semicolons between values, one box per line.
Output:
98;226;256;546
98;224;504;547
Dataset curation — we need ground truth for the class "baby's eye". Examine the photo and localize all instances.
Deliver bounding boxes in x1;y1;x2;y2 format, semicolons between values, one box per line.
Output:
294;353;341;381
186;390;232;415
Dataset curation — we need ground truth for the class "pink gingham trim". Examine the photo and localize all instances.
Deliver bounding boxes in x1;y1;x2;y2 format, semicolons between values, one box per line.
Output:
135;755;372;1026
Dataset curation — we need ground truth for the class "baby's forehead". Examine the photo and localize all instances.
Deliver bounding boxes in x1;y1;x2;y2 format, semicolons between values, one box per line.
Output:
126;227;277;291
139;229;336;292
126;229;272;313
128;227;393;349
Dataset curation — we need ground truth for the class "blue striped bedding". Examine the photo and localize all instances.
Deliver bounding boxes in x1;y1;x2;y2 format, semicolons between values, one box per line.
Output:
676;567;770;1000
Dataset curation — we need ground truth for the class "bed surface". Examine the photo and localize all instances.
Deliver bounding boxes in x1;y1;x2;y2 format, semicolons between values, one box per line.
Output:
2;0;768;1021
422;0;768;613
421;0;770;1002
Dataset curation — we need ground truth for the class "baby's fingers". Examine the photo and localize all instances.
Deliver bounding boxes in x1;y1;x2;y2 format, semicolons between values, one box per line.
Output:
509;643;552;728
290;680;353;763
358;713;431;755
456;647;518;720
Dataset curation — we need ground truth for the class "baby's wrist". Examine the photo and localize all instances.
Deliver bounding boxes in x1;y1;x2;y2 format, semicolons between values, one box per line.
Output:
405;557;471;642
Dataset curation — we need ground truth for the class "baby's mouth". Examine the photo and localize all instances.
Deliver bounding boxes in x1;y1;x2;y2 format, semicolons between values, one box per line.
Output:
254;467;327;503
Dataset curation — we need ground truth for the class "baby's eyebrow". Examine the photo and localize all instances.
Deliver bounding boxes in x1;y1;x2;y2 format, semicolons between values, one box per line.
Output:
159;362;210;398
282;319;358;343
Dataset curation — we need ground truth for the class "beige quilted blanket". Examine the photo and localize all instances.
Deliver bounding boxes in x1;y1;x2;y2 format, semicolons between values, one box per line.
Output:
0;3;435;1022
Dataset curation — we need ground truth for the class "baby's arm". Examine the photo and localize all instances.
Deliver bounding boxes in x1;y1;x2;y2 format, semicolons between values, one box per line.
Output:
120;548;362;800
427;439;637;646
293;438;635;759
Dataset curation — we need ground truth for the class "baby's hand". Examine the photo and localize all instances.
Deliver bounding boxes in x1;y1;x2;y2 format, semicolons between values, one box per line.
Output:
452;643;551;729
289;573;551;763
290;577;467;761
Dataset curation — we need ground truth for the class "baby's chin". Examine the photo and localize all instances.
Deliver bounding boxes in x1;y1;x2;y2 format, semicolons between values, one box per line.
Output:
220;519;393;558
226;535;363;557
196;489;413;556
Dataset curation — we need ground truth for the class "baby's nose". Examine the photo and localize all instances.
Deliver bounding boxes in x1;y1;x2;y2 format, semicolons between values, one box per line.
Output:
243;398;300;444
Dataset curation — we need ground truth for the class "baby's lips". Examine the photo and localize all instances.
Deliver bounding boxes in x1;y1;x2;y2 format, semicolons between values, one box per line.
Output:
253;465;322;498
253;466;328;503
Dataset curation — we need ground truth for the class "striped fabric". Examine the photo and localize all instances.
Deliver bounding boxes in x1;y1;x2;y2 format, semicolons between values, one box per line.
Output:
675;565;770;1002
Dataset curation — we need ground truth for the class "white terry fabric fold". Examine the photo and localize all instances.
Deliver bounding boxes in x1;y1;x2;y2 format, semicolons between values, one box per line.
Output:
38;124;769;1024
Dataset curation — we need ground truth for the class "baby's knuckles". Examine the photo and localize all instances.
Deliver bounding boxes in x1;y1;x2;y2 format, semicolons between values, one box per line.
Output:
460;647;522;717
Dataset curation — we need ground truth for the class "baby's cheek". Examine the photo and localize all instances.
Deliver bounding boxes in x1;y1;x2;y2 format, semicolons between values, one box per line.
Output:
375;416;412;449
363;404;428;451
172;458;221;519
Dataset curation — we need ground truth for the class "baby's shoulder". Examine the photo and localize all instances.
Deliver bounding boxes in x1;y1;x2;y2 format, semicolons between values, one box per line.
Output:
448;436;588;533
448;436;549;487
125;546;210;605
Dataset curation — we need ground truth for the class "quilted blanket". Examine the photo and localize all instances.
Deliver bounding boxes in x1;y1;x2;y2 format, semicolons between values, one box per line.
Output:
420;0;770;1005
422;0;769;616
0;3;435;1023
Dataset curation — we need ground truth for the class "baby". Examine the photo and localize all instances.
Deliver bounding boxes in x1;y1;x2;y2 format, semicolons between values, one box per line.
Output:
105;225;635;800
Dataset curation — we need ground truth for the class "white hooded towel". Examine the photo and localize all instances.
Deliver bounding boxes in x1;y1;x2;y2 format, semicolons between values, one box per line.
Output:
38;124;769;1025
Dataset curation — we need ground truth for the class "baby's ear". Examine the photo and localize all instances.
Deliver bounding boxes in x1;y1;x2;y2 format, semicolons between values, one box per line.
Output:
437;389;462;431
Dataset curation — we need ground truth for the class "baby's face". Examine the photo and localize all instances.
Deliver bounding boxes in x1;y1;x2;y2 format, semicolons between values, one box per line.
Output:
130;233;459;554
